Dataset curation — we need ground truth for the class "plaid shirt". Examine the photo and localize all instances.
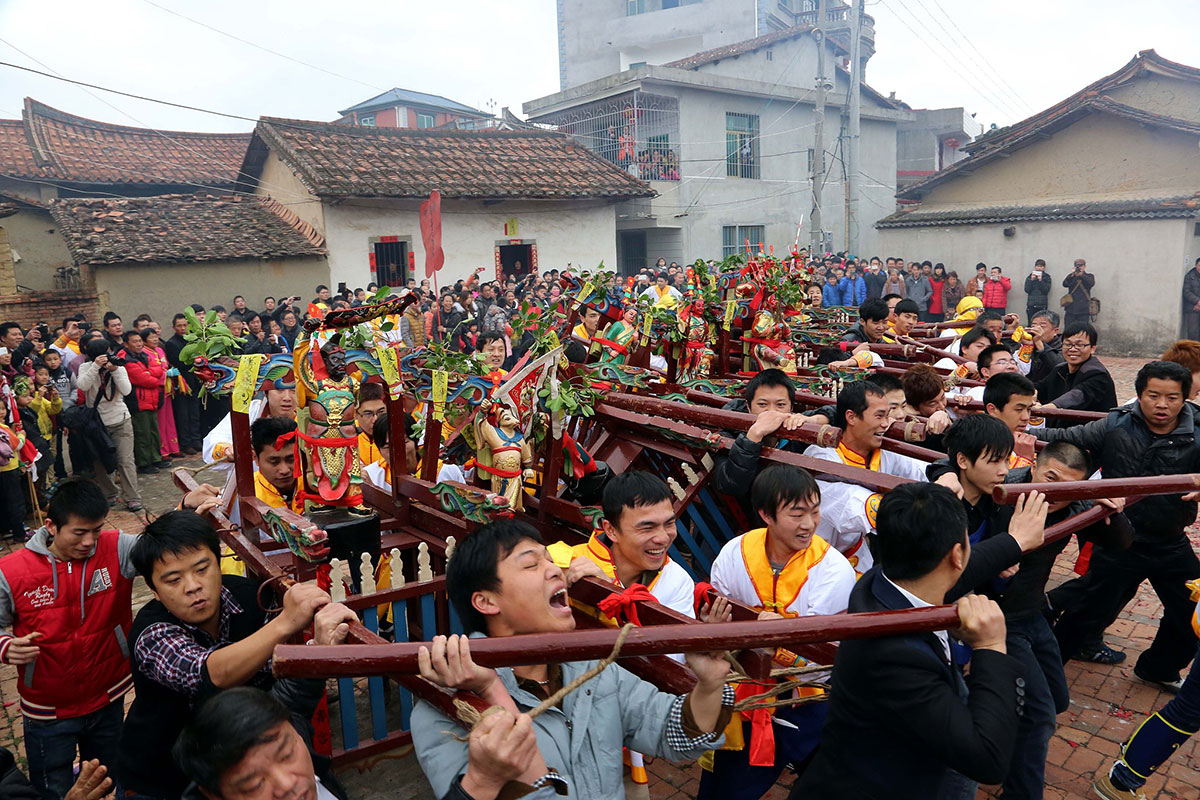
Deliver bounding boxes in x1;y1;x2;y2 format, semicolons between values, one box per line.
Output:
133;586;271;698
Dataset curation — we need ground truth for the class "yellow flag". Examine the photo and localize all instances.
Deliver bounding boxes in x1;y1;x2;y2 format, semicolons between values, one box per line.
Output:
232;354;266;413
432;370;448;421
378;346;401;398
546;330;569;369
723;300;736;331
642;310;653;336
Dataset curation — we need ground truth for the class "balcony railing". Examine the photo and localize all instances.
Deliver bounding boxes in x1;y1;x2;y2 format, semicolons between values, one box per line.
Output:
537;90;681;182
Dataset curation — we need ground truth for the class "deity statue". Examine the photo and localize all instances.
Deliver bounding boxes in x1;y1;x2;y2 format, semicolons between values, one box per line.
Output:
295;333;369;515
473;397;535;512
678;300;715;382
747;304;798;374
597;305;640;365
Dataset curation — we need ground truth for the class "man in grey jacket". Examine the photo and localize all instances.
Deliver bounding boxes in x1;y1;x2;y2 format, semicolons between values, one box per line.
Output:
411;519;733;800
904;263;931;317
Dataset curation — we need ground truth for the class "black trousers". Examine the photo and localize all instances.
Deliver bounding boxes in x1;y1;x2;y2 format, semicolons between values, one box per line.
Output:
0;468;26;538
173;392;202;451
1054;536;1200;680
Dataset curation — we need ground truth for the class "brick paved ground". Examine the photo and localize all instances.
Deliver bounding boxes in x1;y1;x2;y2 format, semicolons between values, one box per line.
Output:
2;356;1195;799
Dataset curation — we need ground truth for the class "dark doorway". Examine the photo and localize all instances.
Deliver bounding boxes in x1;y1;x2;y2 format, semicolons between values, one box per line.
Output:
373;238;410;287
498;244;534;281
618;230;647;276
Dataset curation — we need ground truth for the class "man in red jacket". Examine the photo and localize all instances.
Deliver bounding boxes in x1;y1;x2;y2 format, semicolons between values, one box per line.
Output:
0;479;138;798
118;329;167;475
983;266;1013;314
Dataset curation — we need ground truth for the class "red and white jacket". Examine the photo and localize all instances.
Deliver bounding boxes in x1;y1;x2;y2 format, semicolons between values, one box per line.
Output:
0;528;137;720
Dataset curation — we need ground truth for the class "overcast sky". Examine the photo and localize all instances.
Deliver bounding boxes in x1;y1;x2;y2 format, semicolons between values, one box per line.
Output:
0;0;1196;136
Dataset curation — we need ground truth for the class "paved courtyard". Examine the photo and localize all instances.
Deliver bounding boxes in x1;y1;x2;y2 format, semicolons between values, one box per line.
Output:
1;356;1195;799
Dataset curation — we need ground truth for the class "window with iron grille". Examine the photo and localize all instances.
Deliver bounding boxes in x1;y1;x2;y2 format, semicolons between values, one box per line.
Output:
722;225;765;258
726;113;760;179
537;91;680;181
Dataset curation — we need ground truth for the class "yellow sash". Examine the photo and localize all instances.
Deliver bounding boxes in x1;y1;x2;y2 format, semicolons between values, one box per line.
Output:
834;442;882;471
740;528;831;618
357;431;382;467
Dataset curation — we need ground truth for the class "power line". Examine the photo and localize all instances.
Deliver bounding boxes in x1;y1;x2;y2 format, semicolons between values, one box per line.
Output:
904;0;1032;117
0;57;257;123
878;0;1025;121
885;0;1025;119
924;0;1032;114
141;0;385;93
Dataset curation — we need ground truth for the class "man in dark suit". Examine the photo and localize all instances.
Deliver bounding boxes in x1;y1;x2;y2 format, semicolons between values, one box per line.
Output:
791;483;1025;800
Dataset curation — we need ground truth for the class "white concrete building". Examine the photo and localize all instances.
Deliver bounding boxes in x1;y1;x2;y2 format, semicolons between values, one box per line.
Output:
555;0;875;92
525;26;909;271
239;118;653;289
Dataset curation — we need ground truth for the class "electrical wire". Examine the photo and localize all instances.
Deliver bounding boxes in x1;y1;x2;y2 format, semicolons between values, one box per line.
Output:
905;0;1032;117
141;0;387;93
877;0;1025;121
924;0;1032;113
0;41;320;206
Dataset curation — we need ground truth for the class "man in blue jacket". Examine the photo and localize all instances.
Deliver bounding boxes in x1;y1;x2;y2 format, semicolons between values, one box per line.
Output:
838;264;867;307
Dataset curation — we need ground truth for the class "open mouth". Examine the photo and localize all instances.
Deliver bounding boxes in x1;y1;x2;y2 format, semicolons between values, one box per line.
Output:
645;547;666;561
548;587;570;614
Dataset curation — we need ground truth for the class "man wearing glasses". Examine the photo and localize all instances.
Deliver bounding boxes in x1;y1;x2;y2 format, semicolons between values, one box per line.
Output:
1034;322;1117;425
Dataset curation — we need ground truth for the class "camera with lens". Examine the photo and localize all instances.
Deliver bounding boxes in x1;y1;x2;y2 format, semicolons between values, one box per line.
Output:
106;352;127;367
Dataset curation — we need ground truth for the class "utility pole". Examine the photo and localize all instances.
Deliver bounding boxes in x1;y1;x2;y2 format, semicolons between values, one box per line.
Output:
845;0;864;254
809;0;828;256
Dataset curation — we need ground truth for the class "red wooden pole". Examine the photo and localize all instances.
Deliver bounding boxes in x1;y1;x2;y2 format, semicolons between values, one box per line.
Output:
272;606;962;678
993;475;1200;504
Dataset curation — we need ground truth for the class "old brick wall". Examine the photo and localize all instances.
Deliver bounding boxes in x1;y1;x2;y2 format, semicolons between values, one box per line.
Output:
0;288;101;329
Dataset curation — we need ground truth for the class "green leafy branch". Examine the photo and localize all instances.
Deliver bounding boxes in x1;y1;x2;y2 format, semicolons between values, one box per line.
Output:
178;307;246;363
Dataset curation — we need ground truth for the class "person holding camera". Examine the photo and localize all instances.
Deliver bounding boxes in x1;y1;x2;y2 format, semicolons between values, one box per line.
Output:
76;338;141;511
1024;259;1052;325
1062;258;1096;329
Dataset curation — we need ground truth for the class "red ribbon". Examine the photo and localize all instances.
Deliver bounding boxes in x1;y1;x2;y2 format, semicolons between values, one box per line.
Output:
692;582;715;618
595;583;657;626
273;430;297;453
735;681;777;766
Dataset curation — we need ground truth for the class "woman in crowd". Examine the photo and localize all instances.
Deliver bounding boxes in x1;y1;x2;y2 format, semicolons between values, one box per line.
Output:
142;327;181;460
943;269;968;313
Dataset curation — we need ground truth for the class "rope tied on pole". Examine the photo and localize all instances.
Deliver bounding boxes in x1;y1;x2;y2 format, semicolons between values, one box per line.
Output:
449;623;636;738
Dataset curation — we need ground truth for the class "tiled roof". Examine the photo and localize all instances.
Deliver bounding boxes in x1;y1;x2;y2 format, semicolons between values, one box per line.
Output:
0;119;41;178
876;194;1200;229
663;26;820;70
248;117;654;200
339;87;489;117
0;99;251;190
901;50;1200;200
49;192;326;266
662;26;900;110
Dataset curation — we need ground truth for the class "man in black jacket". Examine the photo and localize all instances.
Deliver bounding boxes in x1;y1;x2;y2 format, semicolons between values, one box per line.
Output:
1035;322;1116;422
935;420;1130;799
1182;257;1200;340
119;512;355;799
1027;310;1064;385
1024;259;1052;325
838;297;889;345
175;688;349;800
1040;360;1200;692
711;369;825;521
791;482;1024;800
